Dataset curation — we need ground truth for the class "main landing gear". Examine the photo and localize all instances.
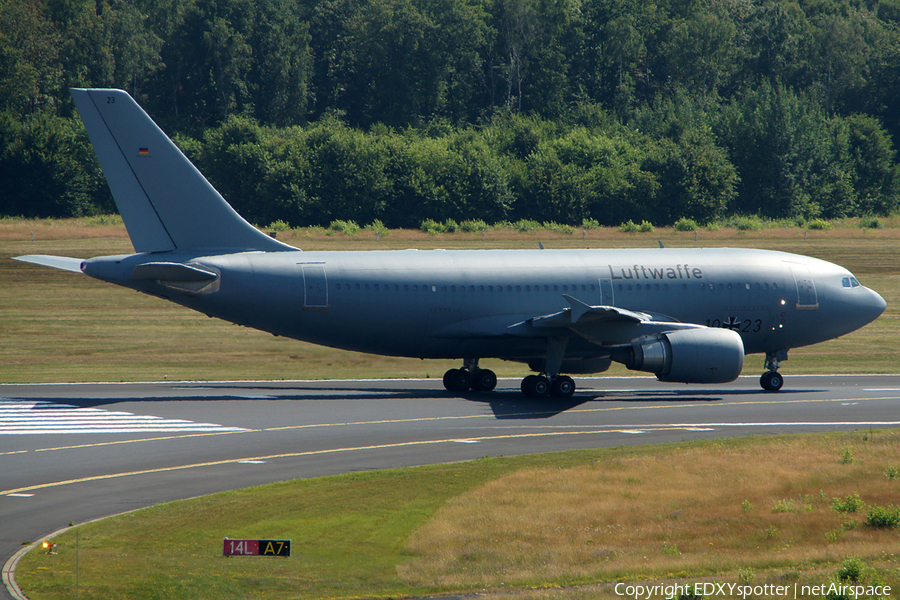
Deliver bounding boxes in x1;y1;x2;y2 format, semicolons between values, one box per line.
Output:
760;350;787;392
442;359;498;393
442;357;577;398
521;374;575;398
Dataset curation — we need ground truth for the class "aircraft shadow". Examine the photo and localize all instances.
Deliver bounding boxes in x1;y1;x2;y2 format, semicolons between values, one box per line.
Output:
9;384;823;417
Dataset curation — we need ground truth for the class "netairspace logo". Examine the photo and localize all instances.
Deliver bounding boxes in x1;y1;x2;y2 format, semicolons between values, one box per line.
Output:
614;582;892;600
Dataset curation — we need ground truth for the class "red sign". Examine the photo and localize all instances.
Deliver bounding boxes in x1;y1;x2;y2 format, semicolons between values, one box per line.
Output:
223;539;259;556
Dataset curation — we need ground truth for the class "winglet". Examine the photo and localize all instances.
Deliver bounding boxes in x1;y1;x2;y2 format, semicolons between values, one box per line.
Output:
70;89;295;253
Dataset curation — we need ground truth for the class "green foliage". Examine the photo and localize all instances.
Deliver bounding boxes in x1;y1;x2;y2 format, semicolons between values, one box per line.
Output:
460;219;489;232
2;0;900;225
619;219;654;233
837;556;868;582
267;220;291;232
674;217;699;231
865;504;900;528
807;218;834;230
364;220;389;236
831;494;865;513
0;110;111;217
420;219;446;235
729;215;764;232
886;465;899;480
841;447;855;464
661;542;681;556
329;220;360;235
514;219;542;232
859;216;883;229
772;499;794;513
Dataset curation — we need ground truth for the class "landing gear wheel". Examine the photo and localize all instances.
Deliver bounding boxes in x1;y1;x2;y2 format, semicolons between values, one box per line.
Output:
443;368;472;393
760;371;783;392
521;375;550;398
471;369;498;392
550;375;575;398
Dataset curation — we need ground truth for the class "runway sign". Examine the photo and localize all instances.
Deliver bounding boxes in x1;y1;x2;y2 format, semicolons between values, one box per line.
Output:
223;539;291;557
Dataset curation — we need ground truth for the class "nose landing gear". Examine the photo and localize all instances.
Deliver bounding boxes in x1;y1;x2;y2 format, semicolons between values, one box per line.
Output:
760;351;787;391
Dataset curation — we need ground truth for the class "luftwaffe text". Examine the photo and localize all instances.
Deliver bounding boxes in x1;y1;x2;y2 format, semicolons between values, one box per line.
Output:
609;264;703;280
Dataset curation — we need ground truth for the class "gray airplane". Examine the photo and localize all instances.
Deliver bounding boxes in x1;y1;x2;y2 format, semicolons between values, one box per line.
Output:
14;89;887;397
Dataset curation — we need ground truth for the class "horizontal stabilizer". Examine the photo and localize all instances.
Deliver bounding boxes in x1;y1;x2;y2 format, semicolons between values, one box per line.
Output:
13;255;84;273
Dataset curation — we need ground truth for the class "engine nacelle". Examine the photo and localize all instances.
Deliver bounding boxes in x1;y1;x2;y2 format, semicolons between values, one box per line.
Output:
616;328;744;384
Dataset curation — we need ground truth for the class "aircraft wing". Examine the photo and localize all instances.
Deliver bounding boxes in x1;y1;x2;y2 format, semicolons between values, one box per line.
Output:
530;294;650;327
507;295;704;344
433;294;703;344
13;255;84;273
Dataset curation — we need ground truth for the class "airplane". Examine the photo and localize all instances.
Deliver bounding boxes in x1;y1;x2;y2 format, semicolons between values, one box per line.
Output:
14;89;887;397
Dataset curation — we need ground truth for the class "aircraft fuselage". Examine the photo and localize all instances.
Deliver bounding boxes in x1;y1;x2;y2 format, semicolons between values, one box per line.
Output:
81;246;884;368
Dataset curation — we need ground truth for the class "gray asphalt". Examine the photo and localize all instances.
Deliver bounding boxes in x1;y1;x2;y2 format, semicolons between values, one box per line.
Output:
3;374;900;599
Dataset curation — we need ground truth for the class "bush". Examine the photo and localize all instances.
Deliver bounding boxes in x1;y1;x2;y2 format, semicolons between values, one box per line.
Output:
420;218;445;234
840;447;854;464
859;215;883;229
619;219;654;233
837;556;867;582
329;220;360;235
545;221;575;234
582;218;600;229
267;219;292;232
807;218;833;230
831;494;865;513
674;217;699;231
364;220;389;236
732;215;763;231
460;219;490;232
865;504;900;528
514;219;542;232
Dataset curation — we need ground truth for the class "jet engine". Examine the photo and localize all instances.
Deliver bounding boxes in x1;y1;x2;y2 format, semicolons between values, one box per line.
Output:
613;328;744;384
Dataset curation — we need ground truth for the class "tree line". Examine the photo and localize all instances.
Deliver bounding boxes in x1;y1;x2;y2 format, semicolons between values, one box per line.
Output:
1;0;899;226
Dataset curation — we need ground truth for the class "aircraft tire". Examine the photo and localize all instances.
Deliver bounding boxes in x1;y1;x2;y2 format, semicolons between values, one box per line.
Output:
760;371;784;392
521;375;550;398
443;368;472;392
550;375;575;398
471;369;498;392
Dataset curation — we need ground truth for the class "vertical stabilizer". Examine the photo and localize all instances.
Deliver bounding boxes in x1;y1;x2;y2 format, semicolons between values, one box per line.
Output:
71;88;293;253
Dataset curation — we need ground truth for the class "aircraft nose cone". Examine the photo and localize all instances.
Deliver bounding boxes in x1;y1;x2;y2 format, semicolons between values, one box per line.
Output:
867;287;887;321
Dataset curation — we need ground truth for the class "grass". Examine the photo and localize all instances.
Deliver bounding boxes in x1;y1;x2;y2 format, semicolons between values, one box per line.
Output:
16;431;900;599
2;217;899;383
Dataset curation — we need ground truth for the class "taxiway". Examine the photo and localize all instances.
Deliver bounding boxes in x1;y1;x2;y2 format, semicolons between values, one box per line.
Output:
3;375;900;599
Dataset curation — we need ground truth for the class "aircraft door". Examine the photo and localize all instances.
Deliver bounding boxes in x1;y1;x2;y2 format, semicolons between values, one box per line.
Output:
301;264;329;309
599;278;614;305
789;264;818;310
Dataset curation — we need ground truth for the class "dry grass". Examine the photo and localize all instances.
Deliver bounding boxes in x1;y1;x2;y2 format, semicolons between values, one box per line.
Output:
400;432;900;590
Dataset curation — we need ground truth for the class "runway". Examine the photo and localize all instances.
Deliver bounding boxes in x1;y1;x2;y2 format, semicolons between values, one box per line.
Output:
3;374;900;599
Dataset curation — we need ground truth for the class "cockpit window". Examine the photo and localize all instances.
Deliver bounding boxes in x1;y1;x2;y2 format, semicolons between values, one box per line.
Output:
842;277;861;288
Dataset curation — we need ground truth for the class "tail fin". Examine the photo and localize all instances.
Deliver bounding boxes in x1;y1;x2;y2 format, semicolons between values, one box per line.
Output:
71;88;293;253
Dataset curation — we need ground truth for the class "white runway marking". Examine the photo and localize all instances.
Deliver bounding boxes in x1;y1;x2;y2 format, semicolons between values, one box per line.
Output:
0;400;247;435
